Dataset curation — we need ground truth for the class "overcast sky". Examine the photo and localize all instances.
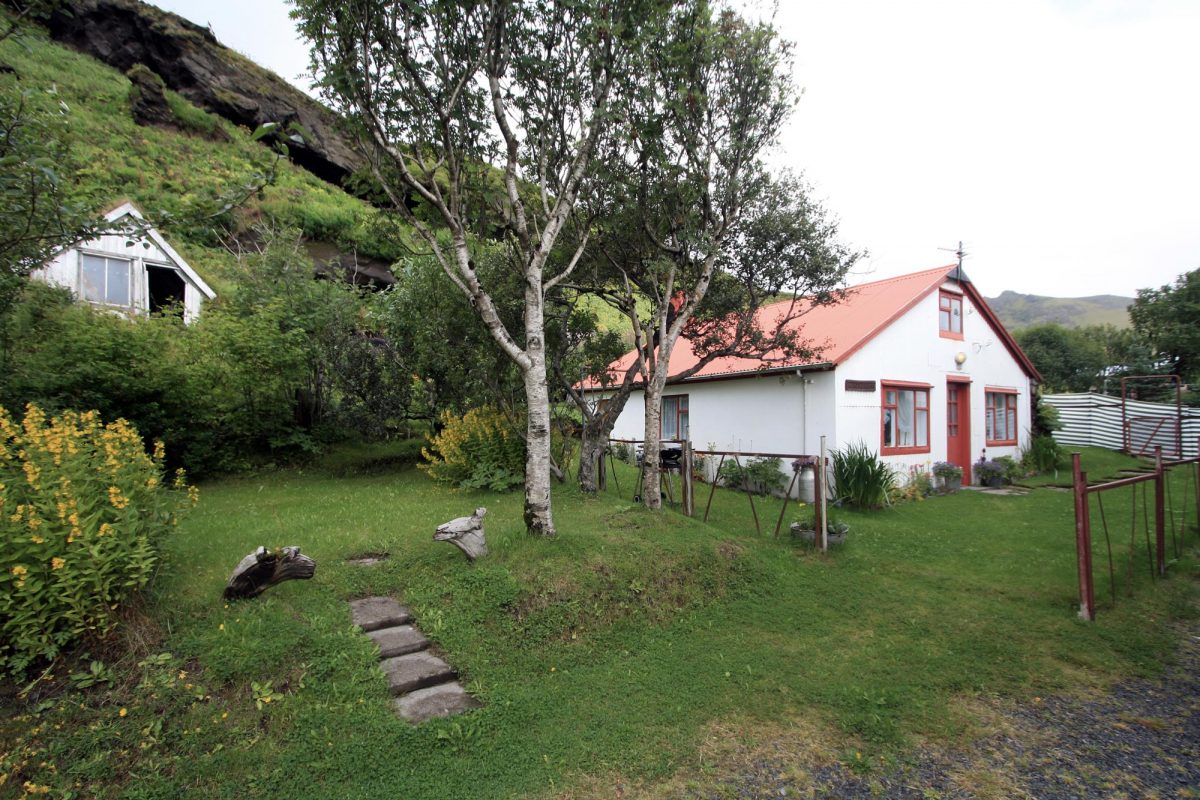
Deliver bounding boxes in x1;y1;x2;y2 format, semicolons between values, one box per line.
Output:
153;0;1199;300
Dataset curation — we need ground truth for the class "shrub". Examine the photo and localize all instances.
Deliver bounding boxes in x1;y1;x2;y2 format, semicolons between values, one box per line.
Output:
931;461;962;480
420;407;526;492
994;455;1023;483
830;442;896;509
890;465;933;504
975;459;1006;485
1022;434;1063;474
717;456;786;496
0;404;192;678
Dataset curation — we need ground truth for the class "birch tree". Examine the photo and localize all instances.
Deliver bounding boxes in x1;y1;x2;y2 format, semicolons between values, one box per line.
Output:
294;0;669;535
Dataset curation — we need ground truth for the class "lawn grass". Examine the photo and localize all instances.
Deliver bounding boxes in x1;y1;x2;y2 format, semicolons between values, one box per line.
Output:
2;447;1197;798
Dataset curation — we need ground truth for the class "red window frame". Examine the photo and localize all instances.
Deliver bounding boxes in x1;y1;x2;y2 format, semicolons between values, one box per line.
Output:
985;388;1018;446
938;290;963;340
881;381;931;455
661;394;689;442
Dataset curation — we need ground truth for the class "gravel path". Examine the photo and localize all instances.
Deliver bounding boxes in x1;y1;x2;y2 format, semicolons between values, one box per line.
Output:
692;622;1200;799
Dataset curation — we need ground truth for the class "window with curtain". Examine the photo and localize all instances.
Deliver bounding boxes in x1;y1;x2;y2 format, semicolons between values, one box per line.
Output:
81;254;132;307
882;383;930;454
662;394;689;441
986;390;1018;445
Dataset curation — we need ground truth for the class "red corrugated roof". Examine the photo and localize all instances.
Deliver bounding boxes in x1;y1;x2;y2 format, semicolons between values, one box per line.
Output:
583;265;1040;389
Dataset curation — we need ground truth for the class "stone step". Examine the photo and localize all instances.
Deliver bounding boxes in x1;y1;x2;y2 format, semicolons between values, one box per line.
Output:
350;596;412;632
367;625;429;658
381;651;456;695
394;682;482;724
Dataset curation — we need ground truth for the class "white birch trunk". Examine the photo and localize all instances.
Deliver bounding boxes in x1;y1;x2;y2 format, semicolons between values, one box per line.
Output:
521;280;556;537
641;367;669;510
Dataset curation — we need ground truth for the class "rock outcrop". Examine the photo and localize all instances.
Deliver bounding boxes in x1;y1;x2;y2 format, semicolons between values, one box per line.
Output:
40;0;363;187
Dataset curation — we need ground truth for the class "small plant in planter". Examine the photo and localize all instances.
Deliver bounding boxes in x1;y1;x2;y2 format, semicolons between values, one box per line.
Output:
975;458;1006;487
931;461;963;492
789;505;850;545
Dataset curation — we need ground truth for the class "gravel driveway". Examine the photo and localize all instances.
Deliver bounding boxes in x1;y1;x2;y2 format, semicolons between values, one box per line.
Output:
690;621;1200;799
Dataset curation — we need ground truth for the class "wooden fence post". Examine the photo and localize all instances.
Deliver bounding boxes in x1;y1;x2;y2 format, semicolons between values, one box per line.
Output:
1154;446;1165;576
682;441;694;517
1072;452;1095;621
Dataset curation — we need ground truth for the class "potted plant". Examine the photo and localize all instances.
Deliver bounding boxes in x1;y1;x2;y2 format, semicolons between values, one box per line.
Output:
975;458;1006;488
931;461;963;493
789;508;850;545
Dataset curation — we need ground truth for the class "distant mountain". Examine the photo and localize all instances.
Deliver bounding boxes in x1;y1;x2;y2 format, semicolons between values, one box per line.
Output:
985;290;1132;331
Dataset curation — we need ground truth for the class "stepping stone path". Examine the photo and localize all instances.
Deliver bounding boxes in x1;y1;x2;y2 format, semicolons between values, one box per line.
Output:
349;596;481;724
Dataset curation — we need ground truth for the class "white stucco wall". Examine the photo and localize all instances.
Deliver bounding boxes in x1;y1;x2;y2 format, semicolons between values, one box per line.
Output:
605;370;838;457
597;276;1034;487
832;279;1032;477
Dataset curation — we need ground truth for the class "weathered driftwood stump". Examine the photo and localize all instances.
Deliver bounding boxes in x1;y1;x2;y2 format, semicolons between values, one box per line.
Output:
223;546;316;600
434;507;488;561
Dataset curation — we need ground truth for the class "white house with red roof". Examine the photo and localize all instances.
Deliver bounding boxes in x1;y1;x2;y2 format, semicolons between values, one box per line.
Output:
32;202;215;324
588;264;1041;483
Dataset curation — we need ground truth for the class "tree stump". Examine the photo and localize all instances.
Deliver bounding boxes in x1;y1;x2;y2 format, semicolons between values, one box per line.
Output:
223;546;316;600
434;507;488;561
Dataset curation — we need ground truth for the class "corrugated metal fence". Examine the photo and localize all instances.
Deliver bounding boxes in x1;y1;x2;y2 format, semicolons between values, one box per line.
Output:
1043;392;1200;458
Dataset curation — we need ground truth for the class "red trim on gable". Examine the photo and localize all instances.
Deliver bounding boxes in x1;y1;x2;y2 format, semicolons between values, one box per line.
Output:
960;282;1043;383
832;265;956;366
578;264;1042;391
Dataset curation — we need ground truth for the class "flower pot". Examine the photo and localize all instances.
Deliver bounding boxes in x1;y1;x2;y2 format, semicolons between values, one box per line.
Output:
939;475;962;493
789;523;848;545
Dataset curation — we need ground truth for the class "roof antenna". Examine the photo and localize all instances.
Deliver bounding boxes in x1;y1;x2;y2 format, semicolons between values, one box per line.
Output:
938;240;966;282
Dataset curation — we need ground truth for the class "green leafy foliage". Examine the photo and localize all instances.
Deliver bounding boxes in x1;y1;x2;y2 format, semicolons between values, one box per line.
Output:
0;233;416;477
0;404;192;678
1130;268;1200;384
0;72;104;314
1022;435;1064;474
717;456;786;496
830;442;896;509
420;407;526;492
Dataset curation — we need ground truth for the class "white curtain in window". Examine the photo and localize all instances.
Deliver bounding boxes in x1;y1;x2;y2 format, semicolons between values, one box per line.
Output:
897;391;914;446
662;396;678;440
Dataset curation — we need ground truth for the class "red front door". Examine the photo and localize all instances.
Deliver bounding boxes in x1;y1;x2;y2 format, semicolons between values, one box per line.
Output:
947;379;972;482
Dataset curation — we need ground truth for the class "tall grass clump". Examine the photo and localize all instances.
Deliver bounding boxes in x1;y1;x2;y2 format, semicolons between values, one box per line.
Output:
1022;434;1064;475
831;441;896;509
0;404;193;678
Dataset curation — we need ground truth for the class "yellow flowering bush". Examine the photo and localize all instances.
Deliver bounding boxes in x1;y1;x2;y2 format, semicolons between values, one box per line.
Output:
0;404;194;678
419;407;526;491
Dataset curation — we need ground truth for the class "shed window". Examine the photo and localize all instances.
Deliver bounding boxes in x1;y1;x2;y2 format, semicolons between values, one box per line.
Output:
882;382;930;454
81;254;131;307
662;394;689;441
939;290;963;338
986;390;1018;445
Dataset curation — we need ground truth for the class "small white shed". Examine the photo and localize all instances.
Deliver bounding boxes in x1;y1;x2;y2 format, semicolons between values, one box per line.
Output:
32;201;215;323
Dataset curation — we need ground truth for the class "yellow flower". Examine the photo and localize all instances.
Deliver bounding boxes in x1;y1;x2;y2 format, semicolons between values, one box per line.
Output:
153;440;166;461
146;476;158;489
27;516;41;531
118;708;127;717
51;557;65;570
107;486;129;510
97;523;113;538
10;565;27;577
22;460;40;487
30;535;44;545
188;485;200;507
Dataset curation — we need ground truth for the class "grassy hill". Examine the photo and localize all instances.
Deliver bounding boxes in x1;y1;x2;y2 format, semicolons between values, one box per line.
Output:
986;290;1132;331
0;24;406;293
